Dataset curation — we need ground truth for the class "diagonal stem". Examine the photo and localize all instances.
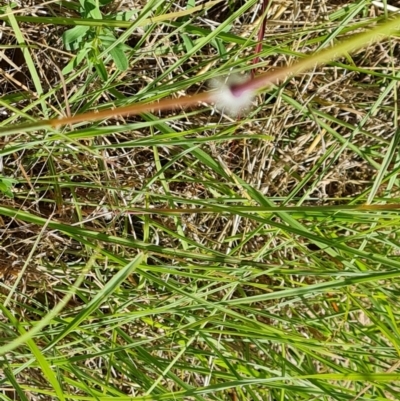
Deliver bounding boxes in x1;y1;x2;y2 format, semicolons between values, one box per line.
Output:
252;0;270;78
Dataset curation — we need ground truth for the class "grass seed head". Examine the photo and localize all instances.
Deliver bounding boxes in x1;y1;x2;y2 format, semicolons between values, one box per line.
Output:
209;73;255;116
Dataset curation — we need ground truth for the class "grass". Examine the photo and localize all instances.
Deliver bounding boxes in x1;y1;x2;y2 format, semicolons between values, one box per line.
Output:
0;0;400;400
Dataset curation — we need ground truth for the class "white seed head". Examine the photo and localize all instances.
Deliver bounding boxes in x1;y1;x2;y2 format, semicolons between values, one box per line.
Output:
209;74;254;116
101;207;114;221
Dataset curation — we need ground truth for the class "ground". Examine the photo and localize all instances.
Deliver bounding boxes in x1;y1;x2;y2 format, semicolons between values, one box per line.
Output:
0;1;399;400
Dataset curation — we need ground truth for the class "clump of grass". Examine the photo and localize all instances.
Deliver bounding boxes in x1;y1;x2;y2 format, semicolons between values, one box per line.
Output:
0;1;399;400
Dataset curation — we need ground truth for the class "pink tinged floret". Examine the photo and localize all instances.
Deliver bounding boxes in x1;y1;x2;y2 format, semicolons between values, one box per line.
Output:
209;74;255;116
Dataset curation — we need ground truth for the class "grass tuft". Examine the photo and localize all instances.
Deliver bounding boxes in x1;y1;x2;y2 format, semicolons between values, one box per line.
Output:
0;1;399;400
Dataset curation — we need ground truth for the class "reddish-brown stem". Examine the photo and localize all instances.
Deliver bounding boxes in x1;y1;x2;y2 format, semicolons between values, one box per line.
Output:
251;0;269;78
48;91;212;128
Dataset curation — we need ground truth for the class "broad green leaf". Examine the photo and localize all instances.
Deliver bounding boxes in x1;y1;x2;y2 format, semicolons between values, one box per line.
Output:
110;45;128;71
80;0;102;19
0;177;17;198
181;33;194;52
62;26;91;49
94;58;108;80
